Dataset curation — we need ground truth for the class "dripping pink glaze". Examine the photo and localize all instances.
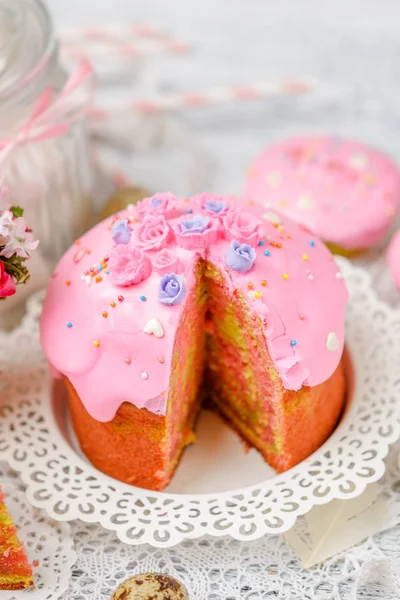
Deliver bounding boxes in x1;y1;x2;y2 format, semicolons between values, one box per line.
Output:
244;136;400;250
40;193;348;422
387;231;400;291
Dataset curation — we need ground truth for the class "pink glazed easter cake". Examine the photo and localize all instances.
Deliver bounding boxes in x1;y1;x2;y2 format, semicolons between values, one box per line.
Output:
40;193;348;491
245;136;400;254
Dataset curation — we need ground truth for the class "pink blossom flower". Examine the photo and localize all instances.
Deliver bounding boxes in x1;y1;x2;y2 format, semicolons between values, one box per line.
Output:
109;243;152;287
0;218;39;259
0;210;14;240
135;214;172;251
0;261;16;298
174;214;220;250
152;248;184;276
136;192;177;220
223;211;263;245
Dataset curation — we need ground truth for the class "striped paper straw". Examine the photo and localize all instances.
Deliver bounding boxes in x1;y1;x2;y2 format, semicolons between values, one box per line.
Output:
89;77;316;118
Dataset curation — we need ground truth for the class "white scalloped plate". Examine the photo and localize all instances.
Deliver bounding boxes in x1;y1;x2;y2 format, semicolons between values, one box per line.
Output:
0;257;399;548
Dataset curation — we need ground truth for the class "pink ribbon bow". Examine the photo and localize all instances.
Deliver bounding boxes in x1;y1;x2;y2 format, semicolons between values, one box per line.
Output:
0;59;94;170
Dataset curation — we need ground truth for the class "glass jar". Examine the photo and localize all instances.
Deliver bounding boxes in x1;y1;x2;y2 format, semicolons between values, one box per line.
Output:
0;0;95;266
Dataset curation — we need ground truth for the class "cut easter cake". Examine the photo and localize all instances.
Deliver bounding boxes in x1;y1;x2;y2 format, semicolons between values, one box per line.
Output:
40;193;348;491
0;486;33;590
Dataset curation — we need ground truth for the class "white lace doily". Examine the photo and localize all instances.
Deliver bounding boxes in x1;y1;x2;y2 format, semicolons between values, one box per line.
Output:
0;465;76;600
61;443;400;600
0;257;399;549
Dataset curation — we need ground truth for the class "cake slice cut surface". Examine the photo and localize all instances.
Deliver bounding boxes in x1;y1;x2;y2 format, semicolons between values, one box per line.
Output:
0;486;33;590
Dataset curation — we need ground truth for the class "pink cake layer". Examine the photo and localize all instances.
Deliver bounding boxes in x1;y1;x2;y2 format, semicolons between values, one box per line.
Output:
245;136;400;251
40;193;348;422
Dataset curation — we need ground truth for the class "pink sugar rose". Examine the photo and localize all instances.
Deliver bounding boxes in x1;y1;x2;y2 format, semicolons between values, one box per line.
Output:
135;214;172;251
109;242;152;287
153;248;184;276
191;193;232;218
136;192;177;220
0;261;16;298
223;211;263;245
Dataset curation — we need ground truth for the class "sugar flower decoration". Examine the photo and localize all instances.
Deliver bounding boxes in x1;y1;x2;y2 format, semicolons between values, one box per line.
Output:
159;273;185;305
175;214;219;250
226;240;256;273
180;215;210;234
109;242;152;287
192;193;231;217
135;214;171;251
223;211;263;246
136;192;177;220
111;219;132;245
153;248;184;276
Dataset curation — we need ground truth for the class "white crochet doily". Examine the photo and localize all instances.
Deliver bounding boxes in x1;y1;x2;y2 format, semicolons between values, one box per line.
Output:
0;465;76;600
0;257;399;548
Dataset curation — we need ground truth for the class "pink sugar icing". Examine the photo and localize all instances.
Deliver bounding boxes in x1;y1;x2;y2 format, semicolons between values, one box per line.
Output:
40;193;348;423
244;136;400;250
387;231;400;291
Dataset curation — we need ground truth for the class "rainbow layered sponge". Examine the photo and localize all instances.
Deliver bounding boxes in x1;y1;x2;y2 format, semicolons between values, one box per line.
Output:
0;487;33;590
41;193;348;491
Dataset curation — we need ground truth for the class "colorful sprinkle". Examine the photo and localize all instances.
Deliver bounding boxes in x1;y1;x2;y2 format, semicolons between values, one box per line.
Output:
302;254;309;261
65;280;71;286
264;250;271;257
309;240;316;247
66;322;73;328
140;295;147;301
290;340;297;346
118;295;124;302
247;282;254;290
254;291;262;299
271;241;282;248
261;280;267;286
93;340;100;348
74;240;81;246
124;357;131;365
186;208;193;214
158;356;165;364
277;225;285;232
258;240;265;246
102;311;108;318
141;371;149;380
110;301;116;308
282;273;289;280
299;313;306;320
85;249;92;254
95;276;102;283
